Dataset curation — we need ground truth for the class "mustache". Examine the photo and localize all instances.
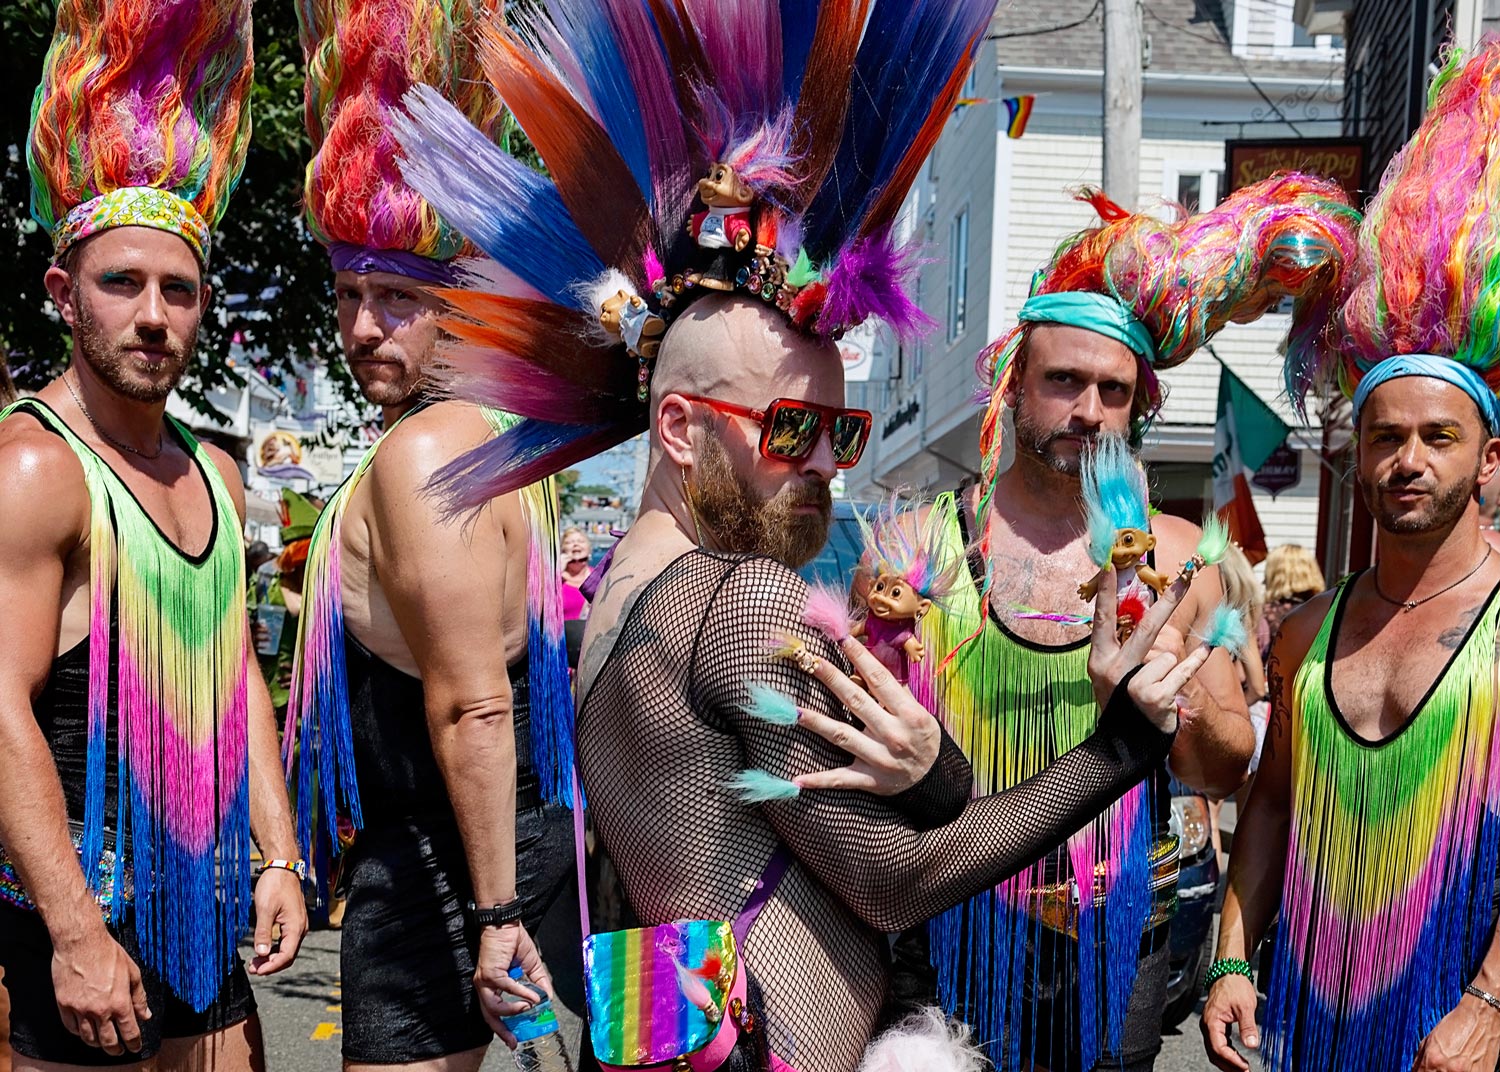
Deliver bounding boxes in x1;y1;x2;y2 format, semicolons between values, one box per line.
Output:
116;334;184;360
1377;477;1435;494
784;481;832;509
348;342;404;362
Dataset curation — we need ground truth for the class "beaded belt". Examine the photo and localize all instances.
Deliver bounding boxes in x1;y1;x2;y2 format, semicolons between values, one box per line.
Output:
1027;834;1180;939
0;823;130;915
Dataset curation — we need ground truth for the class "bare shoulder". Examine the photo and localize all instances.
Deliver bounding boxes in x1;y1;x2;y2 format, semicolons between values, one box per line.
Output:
0;415;90;551
199;441;246;494
374;401;494;481
1147;510;1202;566
1275;588;1337;663
366;401;514;534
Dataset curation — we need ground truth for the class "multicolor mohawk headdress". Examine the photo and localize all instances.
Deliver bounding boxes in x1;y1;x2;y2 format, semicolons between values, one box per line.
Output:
299;0;503;282
1299;39;1500;435
388;0;998;509
27;0;254;266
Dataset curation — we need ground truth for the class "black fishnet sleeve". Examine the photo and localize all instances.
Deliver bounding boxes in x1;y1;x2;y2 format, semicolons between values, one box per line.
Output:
693;556;1174;933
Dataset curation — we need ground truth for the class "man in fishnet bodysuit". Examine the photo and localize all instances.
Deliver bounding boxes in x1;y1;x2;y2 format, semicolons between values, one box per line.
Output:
575;296;1212;1072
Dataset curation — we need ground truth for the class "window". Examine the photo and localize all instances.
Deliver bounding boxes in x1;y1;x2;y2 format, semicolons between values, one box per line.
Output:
947;209;969;344
1166;166;1222;212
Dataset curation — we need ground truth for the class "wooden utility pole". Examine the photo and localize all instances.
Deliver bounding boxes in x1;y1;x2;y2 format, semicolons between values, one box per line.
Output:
1102;0;1142;206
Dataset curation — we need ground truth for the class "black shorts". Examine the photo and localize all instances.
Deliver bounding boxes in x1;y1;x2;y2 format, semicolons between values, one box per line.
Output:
0;902;255;1065
1019;923;1170;1072
339;803;574;1064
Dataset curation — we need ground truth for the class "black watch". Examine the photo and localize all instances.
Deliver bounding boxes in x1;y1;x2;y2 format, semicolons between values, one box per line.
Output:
467;898;524;929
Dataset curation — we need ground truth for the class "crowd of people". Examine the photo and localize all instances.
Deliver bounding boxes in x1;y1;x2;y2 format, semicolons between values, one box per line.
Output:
5;1;1500;1072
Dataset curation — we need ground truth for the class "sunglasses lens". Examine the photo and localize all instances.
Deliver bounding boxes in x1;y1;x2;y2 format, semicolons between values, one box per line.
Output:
764;404;821;459
831;414;870;467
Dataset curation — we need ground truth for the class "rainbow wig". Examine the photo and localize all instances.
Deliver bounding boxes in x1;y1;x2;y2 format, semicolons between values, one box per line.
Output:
387;0;998;509
856;494;968;609
299;0;502;277
27;0;254;265
1302;40;1500;423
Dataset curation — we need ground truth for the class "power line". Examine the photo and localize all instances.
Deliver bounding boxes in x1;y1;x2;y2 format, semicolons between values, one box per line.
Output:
1141;3;1303;135
987;0;1102;40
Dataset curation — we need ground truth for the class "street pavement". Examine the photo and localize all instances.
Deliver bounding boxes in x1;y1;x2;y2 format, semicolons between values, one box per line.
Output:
247;929;1226;1071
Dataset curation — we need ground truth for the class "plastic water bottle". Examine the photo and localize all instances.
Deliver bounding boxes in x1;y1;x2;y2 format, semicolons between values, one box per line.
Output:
501;968;575;1072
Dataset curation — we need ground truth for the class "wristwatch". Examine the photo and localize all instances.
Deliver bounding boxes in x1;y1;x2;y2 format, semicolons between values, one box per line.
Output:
467;898;524;929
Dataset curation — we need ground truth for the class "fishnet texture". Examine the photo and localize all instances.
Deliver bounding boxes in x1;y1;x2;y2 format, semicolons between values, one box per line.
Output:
578;550;1174;1072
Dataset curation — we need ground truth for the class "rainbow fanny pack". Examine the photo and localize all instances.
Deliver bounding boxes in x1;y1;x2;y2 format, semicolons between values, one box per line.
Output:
572;772;789;1070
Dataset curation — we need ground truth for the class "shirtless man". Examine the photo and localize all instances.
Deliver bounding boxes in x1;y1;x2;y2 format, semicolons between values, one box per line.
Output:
294;267;572;1069
0;225;307;1068
1203;39;1500;1072
1203;368;1500;1072
573;297;1210;1071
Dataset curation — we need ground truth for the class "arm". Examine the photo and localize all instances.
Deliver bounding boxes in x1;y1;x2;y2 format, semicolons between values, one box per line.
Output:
202;447;306;977
1200;601;1320;1071
0;429;150;1055
1151;518;1255;795
698;558;1182;933
363;411;546;1036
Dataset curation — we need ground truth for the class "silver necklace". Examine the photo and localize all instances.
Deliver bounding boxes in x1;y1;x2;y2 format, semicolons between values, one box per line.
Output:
64;374;164;460
1372;547;1492;612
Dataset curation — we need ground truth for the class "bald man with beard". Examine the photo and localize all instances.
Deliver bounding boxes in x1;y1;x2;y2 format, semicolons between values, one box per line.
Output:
571;295;1211;1072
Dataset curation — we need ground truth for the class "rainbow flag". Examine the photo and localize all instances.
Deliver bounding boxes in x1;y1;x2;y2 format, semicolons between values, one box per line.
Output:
1003;95;1034;138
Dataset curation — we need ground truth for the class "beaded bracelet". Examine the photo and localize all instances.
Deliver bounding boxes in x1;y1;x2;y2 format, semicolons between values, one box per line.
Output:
257;858;308;882
1205;957;1254;991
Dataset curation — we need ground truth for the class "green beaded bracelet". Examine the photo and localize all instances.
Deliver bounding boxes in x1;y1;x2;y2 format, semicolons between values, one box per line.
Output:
1205;957;1253;991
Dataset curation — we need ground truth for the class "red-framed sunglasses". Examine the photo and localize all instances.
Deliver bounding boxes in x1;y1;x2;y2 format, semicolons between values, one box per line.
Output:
680;394;873;469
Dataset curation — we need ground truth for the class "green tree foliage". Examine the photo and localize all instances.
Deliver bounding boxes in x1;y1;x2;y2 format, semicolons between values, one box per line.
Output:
556;469;582;517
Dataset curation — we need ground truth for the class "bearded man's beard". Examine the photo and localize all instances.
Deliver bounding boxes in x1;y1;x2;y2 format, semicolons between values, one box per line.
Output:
74;293;194;404
690;434;832;568
1359;460;1480;535
1012;396;1095;477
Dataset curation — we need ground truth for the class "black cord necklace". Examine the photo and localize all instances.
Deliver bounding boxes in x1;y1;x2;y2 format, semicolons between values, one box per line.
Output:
65;373;164;459
1372;547;1493;612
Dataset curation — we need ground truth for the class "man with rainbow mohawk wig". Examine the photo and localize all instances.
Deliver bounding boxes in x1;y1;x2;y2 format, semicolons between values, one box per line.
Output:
285;1;577;1067
381;1;1228;1069
1204;39;1500;1072
0;0;309;1067
894;174;1360;1072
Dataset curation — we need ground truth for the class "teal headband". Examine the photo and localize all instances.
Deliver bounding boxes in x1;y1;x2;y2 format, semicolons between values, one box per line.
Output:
1017;291;1157;364
1352;353;1500;436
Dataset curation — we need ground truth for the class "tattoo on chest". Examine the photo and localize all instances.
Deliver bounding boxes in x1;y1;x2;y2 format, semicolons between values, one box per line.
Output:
1437;603;1485;650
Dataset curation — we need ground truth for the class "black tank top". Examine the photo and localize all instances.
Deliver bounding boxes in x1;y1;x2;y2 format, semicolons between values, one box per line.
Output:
344;634;542;825
35;633;121;832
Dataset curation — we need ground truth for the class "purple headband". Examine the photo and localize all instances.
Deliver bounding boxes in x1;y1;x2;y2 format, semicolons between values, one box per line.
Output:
328;242;461;285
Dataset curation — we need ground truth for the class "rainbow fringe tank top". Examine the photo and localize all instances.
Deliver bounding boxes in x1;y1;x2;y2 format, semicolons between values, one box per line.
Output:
912;489;1169;1071
1263;573;1500;1071
284;406;574;870
0;399;251;1012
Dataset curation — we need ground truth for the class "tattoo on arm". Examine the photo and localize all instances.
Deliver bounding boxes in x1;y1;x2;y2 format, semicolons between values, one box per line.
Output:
1264;646;1288;743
